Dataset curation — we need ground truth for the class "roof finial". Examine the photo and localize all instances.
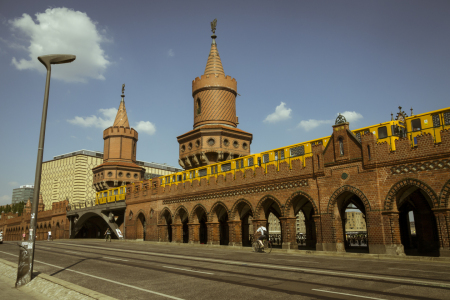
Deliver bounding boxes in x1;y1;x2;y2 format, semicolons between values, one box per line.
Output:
211;18;217;42
410;107;413;116
121;84;125;102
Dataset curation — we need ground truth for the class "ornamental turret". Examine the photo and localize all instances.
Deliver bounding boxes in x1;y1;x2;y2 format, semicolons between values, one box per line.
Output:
92;85;145;192
177;20;252;170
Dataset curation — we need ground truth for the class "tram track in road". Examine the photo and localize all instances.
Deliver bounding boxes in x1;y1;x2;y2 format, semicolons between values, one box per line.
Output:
2;241;449;300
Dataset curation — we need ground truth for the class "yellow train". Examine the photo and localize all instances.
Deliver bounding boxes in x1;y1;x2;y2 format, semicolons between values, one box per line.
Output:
96;106;450;200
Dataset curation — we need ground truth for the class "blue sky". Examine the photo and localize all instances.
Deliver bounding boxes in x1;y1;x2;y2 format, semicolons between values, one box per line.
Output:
1;0;449;205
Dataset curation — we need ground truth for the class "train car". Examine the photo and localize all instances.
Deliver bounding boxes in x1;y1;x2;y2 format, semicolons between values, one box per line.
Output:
404;107;450;146
351;120;406;151
95;185;127;205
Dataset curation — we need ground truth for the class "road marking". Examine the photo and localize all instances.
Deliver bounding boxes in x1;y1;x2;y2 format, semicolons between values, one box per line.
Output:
65;251;81;255
0;251;184;300
103;257;128;261
389;267;450;275
49;242;450;288
268;258;318;263
163;266;214;275
312;289;386;300
37;247;52;250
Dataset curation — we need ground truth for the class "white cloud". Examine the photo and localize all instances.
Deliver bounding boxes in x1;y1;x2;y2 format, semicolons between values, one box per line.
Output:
68;108;156;135
8;181;19;187
264;102;292;123
135;121;156;135
297;119;332;131
67;108;117;128
1;195;11;203
297;111;363;131
167;49;174;57
8;7;110;82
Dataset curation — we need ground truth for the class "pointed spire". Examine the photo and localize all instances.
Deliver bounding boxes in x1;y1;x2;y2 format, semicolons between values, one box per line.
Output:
204;20;224;76
113;84;130;127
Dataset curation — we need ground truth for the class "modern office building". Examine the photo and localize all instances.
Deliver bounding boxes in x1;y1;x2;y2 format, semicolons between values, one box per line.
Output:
11;185;34;204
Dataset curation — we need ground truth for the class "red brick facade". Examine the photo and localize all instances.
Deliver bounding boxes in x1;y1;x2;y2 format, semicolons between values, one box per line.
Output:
125;125;450;256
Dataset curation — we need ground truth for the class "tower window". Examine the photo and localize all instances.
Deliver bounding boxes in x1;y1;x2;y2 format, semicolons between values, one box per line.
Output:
339;138;344;156
196;98;201;115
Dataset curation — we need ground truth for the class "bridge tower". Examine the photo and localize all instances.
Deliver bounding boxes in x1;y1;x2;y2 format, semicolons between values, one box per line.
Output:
92;86;145;191
177;21;253;170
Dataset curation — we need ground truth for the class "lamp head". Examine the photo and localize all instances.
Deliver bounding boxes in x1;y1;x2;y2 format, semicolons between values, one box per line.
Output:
38;54;76;69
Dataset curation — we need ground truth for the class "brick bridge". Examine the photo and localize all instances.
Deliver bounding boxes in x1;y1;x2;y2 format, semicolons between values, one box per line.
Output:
125;123;450;257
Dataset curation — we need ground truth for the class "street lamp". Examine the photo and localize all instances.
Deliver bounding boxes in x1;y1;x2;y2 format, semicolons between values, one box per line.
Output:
16;54;76;287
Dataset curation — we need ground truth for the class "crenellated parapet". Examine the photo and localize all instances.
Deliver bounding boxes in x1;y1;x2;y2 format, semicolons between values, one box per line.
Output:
192;74;237;97
103;126;138;139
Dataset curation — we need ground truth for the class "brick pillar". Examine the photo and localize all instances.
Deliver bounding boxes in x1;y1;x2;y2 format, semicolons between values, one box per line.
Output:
280;217;297;249
304;218;316;248
433;208;450;257
188;223;200;244
382;211;405;256
206;222;220;245
228;220;242;246
172;224;182;243
158;224;168;242
366;211;386;254
312;215;322;251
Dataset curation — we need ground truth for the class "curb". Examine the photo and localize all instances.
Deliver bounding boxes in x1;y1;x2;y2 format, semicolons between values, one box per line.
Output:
0;258;118;300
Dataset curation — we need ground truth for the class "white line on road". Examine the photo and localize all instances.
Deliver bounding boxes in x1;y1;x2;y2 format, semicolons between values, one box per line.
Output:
312;289;386;300
65;251;82;255
103;257;128;261
37;247;52;250
50;242;450;288
389;267;450;274
0;250;184;300
163;266;214;275
268;258;318;263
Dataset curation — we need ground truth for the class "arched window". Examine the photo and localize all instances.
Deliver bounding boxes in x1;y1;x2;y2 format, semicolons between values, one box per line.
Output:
196;98;201;115
339;138;344;155
367;145;371;160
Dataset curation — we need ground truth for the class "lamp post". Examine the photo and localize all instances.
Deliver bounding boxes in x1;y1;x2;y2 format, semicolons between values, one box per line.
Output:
16;54;76;287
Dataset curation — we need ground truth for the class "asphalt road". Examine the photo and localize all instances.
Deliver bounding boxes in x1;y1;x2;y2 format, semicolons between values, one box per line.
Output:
0;240;449;300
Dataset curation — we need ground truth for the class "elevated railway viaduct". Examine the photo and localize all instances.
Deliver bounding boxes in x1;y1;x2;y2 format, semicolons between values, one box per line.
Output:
124;123;450;257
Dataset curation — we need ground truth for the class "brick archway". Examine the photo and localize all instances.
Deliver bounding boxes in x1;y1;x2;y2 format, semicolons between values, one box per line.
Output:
230;198;254;220
189;203;208;222
254;195;283;219
439;179;450;208
173;205;189;224
284;191;318;216
327;185;371;215
158;207;173;225
384;178;438;211
209;201;229;222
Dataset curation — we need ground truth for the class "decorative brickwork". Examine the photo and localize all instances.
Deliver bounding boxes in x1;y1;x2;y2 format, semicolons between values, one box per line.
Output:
384;178;439;211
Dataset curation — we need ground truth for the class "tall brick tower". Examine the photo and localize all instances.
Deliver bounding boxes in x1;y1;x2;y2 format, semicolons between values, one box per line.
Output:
177;20;253;169
93;85;145;191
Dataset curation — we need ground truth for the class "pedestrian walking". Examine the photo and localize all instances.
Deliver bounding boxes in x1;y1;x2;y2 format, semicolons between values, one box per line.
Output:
48;230;52;241
105;228;112;242
22;232;25;241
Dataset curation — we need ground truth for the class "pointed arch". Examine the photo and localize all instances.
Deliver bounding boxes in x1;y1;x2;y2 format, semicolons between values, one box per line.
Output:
173;205;189;224
384;178;438;211
254;195;283;219
284;191;318;216
189;203;208;222
135;209;146;221
439;179;450;208
230;198;254;220
209;201;229;222
327;185;371;215
158;207;173;225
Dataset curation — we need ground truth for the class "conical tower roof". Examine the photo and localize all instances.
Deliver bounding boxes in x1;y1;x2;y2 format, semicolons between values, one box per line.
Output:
25;199;31;207
204;37;225;76
113;96;130;127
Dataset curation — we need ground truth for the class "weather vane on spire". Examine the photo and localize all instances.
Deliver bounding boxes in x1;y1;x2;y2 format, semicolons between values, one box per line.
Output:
211;18;217;34
122;84;125;95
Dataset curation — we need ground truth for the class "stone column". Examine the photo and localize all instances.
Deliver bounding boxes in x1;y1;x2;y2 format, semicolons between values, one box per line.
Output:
157;224;168;242
188;223;200;244
280;217;296;249
382;211;405;256
312;215;322;251
227;220;242;246
172;224;182;243
206;222;220;245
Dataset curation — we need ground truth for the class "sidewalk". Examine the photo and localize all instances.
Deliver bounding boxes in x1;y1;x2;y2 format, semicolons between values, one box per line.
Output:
0;274;44;300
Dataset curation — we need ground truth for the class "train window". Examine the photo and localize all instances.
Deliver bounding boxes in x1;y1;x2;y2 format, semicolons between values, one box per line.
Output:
432;115;441;127
211;165;218;174
166;177;170;183
248;157;254;166
183;173;186;180
199;169;207;177
290;145;305;157
444;112;450;125
124;187;126;193
120;188;123;194
221;163;231;172
172;175;176;182
355;132;362;142
280;150;285;160
263;154;269;163
274;152;278;161
411;119;421;131
114;190;118;195
103;192;107;197
177;175;182;181
109;191;112;196
378;126;388;139
257;157;261;167
364;130;369;135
